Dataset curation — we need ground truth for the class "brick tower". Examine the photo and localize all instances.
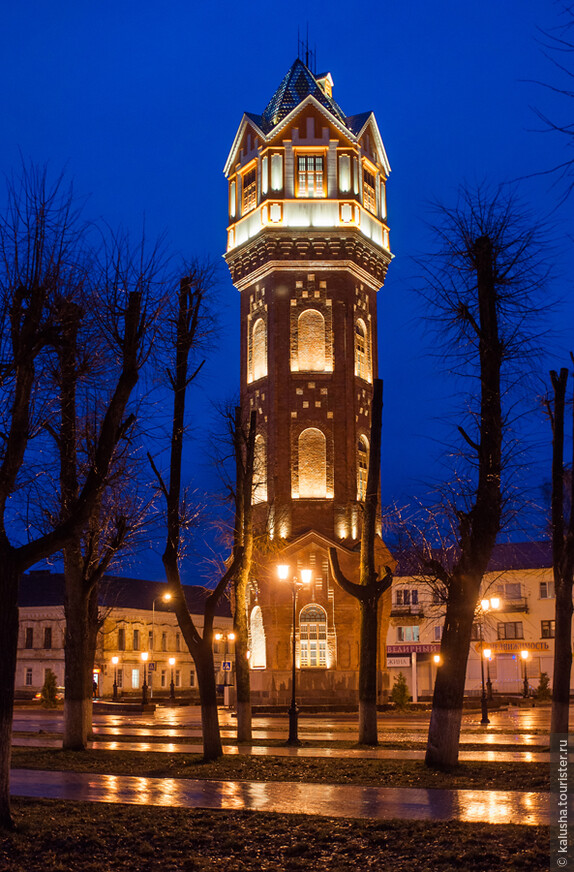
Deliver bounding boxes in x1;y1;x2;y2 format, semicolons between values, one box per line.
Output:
224;59;394;704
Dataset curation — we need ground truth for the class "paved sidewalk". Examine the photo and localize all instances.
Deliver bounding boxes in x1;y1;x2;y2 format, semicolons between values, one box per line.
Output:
10;768;549;826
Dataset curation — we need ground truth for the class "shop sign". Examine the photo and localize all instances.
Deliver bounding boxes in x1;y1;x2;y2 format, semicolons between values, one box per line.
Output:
387;644;441;654
387;656;411;668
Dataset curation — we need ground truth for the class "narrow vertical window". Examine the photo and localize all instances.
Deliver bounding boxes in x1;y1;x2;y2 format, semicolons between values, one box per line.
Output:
251;318;267;381
43;627;52;649
118;628;125;651
253;434;267;503
363;169;376;214
242;167;257;214
355;319;370;381
297;156;325;198
249;606;267;668
297;309;325;371
298;428;327;498
357;436;369;501
25;628;33;649
229;180;236;219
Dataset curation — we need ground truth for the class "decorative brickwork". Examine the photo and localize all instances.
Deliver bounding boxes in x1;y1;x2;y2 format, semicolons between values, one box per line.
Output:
224;61;394;704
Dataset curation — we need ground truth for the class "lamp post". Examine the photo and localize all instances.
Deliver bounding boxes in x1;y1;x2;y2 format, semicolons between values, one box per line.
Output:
168;657;176;703
478;597;500;725
483;648;493;701
151;593;172;696
111;656;119;701
521;649;530;698
277;564;312;746
141;651;149;705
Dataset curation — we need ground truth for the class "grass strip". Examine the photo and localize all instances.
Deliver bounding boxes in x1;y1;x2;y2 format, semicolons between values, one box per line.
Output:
11;748;549;791
0;799;548;871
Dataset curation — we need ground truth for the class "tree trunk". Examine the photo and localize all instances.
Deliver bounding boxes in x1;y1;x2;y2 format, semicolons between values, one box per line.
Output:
358;598;379;745
196;642;223;761
552;578;573;734
232;407;256;742
426;577;476;768
425;235;502;769
234;570;252;742
0;557;19;829
63;548;99;750
550;367;574;735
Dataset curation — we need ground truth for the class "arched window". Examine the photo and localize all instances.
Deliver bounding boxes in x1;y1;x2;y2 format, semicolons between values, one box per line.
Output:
250;318;267;382
297;309;325;371
357;436;369;501
249;606;266;669
253;434;267;504
355;319;369;381
300;604;328;668
298;428;327;498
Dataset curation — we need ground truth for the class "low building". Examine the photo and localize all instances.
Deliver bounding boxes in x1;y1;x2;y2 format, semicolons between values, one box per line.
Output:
17;570;233;700
389;541;560;700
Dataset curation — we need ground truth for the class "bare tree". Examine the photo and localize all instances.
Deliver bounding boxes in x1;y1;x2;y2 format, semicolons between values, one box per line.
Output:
546;360;574;735
150;265;246;761
49;232;164;750
531;3;574;201
416;185;549;769
0;164;147;828
328;379;393;745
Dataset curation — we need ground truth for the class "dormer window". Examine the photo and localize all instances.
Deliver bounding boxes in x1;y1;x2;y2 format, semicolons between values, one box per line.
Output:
242;167;257;214
297;156;325;198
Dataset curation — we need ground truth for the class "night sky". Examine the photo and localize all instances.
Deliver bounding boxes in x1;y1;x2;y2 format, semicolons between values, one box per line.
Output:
2;1;573;582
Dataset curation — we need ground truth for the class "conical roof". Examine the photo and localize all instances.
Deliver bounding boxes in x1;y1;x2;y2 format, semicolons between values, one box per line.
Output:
259;58;348;133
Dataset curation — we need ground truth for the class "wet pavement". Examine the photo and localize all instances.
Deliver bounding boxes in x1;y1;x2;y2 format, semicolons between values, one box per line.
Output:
11;735;549;763
12;704;556;764
10;768;549;825
10;705;553;825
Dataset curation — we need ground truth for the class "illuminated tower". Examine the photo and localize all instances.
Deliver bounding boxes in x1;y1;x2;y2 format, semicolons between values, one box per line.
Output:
224;59;393;704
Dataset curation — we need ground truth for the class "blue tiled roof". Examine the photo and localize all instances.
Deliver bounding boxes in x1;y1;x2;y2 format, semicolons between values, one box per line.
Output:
259;59;348;133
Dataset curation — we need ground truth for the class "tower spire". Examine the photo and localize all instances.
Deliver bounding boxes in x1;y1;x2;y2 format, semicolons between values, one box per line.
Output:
297;24;316;73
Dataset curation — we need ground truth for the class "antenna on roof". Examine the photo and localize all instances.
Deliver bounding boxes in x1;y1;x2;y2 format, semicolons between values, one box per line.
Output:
297;24;316;73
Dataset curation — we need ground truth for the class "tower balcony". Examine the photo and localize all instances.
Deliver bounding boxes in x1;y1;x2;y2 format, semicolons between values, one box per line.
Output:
226;198;390;257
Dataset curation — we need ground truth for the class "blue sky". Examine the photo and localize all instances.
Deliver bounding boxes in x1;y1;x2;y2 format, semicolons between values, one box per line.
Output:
2;1;573;581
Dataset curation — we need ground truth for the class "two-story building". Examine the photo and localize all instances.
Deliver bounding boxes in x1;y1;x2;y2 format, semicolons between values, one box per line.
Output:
389;541;560;700
17;570;234;700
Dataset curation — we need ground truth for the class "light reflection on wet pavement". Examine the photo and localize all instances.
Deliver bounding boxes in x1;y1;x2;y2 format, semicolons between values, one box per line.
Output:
10;768;549;825
11;735;549;763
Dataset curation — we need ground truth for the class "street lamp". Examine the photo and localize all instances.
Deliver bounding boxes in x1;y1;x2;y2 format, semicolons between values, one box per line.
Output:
433;654;442;666
141;651;149;705
277;563;312;745
478;597;500;725
151;592;172;652
483;648;493;701
111;656;119;701
168;657;176;703
521;649;530;698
